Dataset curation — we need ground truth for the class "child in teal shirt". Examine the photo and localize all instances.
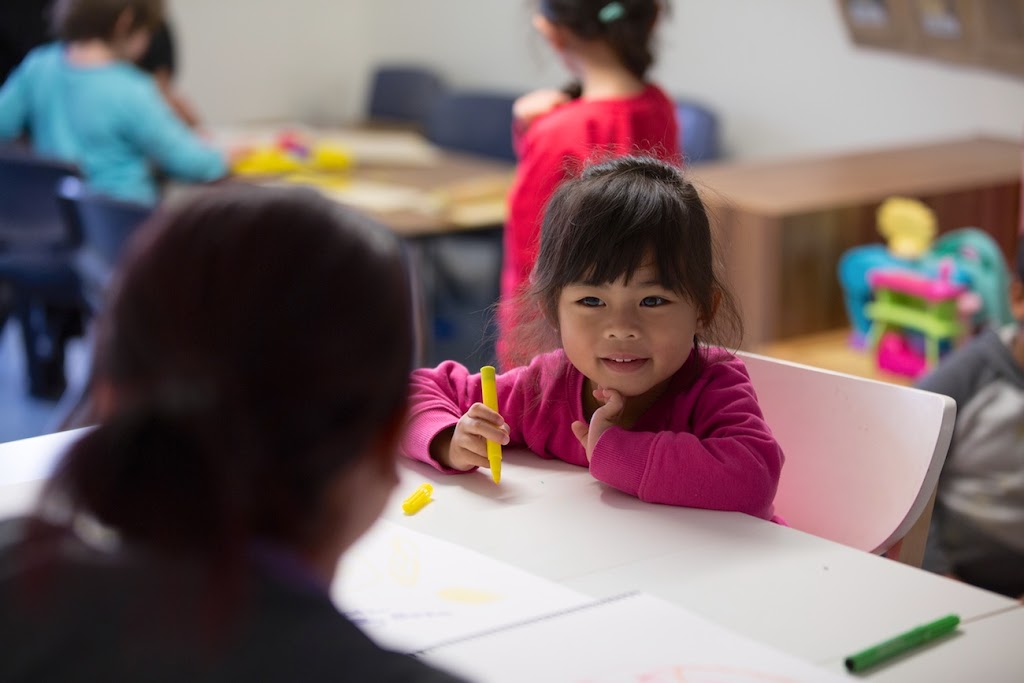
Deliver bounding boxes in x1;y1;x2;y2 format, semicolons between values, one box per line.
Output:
0;0;226;204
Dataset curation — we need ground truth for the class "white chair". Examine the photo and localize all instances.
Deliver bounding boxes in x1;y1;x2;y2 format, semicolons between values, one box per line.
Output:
738;351;956;567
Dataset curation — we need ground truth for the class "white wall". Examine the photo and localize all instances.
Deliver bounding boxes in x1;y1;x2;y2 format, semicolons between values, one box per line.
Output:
171;0;1024;161
169;0;371;125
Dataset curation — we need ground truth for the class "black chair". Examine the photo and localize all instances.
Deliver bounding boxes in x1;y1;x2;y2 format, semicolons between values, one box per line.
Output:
366;65;448;129
424;90;519;162
56;177;153;315
0;148;86;399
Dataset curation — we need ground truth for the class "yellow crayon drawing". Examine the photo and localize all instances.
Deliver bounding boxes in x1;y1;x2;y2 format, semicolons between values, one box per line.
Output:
436;588;502;604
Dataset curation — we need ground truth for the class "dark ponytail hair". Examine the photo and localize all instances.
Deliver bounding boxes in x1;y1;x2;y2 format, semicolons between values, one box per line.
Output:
540;0;665;81
40;186;413;561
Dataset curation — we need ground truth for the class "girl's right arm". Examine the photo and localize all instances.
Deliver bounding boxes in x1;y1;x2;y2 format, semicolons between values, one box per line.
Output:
400;361;526;473
512;88;569;129
122;75;227;182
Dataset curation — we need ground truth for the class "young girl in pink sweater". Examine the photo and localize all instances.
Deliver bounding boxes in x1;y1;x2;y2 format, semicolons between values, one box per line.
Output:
401;156;784;520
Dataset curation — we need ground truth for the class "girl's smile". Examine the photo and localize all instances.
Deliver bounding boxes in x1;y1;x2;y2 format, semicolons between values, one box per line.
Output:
558;261;703;418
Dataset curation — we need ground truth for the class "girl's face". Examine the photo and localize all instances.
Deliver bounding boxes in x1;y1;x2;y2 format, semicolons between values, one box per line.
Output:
557;260;703;405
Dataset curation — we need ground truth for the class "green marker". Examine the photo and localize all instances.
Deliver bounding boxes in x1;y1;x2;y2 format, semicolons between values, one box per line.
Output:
845;614;960;672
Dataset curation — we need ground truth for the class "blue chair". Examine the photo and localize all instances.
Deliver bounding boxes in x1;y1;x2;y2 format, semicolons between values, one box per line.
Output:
367;65;447;128
675;99;722;164
0;148;86;398
56;177;153;315
424;91;518;162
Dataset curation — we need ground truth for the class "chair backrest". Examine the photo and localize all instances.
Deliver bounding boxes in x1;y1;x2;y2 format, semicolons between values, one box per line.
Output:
367;65;448;128
57;177;152;311
675;99;721;165
0;146;82;250
738;351;955;559
424;91;518;162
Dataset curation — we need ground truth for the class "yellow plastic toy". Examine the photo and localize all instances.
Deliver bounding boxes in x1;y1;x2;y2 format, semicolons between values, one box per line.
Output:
231;147;304;176
309;143;354;172
231;138;354;176
876;197;937;259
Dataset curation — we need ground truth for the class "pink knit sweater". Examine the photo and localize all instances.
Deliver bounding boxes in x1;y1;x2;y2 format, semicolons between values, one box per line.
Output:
400;347;784;520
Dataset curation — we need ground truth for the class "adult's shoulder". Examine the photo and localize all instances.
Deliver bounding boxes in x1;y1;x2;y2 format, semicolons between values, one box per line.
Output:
264;597;465;682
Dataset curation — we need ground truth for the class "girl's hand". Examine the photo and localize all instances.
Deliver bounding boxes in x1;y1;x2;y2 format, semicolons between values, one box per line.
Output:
430;403;510;471
513;89;570;127
571;387;625;462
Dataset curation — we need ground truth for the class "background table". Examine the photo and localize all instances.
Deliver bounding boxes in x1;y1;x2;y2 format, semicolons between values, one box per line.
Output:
198;126;516;368
691;136;1022;347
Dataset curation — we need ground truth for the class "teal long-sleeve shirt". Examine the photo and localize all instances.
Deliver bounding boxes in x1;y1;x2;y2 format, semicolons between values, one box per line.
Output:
0;43;226;204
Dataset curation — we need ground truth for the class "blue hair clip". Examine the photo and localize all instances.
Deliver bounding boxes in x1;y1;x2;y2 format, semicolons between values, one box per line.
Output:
598;1;626;23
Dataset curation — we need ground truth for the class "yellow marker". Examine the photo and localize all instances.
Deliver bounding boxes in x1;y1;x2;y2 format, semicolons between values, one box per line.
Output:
401;483;433;515
480;365;502;484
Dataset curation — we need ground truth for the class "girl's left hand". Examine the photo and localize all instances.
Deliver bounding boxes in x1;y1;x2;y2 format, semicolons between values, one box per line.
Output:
571;387;624;462
513;88;570;127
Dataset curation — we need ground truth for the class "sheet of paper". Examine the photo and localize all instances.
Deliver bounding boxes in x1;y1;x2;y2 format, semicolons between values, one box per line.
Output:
317;129;441;167
421;592;850;683
267;175;440;214
332;519;591;653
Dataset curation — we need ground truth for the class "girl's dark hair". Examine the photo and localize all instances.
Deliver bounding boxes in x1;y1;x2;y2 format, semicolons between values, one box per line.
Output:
40;186;413;560
508;155;741;366
51;0;163;42
540;0;665;80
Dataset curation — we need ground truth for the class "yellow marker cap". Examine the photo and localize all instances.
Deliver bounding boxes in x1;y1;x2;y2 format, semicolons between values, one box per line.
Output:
480;366;502;484
401;482;433;515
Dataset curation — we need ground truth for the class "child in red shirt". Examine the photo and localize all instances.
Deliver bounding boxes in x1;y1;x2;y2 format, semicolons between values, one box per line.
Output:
499;0;681;368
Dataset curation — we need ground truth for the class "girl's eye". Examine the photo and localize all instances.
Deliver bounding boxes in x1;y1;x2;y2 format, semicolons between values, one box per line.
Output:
577;296;603;307
641;296;668;307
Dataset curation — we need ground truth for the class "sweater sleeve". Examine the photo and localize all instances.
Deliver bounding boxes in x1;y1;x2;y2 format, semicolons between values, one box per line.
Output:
400;361;532;472
0;60;29;140
588;358;784;519
121;76;227;182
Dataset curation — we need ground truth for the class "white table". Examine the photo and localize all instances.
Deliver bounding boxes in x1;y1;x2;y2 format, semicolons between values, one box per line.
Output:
2;430;1021;681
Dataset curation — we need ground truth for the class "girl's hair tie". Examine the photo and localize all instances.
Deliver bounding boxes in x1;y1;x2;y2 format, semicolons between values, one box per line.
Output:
598;1;627;23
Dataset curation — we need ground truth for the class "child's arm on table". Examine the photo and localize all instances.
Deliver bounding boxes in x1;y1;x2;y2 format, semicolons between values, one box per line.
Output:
401;361;526;473
576;358;784;519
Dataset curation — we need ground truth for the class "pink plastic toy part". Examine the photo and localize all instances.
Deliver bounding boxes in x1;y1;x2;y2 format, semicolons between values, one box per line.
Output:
866;264;966;303
877;331;927;377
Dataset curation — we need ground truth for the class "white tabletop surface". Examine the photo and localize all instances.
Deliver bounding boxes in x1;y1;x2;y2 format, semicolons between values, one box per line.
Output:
2;429;1021;681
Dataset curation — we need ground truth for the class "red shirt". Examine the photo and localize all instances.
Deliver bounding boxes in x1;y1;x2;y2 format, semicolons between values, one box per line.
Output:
499;84;681;366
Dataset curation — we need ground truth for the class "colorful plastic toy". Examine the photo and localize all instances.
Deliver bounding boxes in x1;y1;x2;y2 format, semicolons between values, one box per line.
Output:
838;197;1012;351
231;130;354;176
865;260;977;378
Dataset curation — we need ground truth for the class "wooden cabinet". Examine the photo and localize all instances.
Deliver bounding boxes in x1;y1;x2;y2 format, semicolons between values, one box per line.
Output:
690;137;1022;346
